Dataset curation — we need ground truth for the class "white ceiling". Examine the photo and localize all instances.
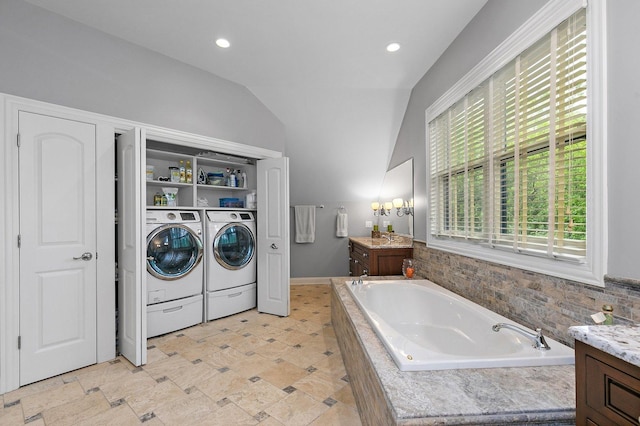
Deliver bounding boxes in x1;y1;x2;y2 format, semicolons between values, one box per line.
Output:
24;0;487;199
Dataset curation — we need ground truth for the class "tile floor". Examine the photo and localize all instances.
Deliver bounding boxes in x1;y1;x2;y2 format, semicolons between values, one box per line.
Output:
0;284;362;425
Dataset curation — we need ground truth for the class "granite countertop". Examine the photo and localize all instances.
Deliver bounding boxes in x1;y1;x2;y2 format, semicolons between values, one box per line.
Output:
568;324;640;367
332;279;576;424
349;235;413;249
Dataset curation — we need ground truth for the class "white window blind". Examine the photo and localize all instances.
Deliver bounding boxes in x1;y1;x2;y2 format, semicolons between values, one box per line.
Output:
428;8;587;262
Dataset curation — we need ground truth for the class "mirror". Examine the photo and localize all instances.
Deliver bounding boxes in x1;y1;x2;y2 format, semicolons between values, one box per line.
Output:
376;158;414;236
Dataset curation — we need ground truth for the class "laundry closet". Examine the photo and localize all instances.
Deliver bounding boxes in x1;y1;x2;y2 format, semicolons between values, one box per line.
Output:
0;95;290;394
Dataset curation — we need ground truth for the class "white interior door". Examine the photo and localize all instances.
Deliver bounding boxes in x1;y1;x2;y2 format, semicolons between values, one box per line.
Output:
18;111;97;386
116;128;146;366
257;157;290;316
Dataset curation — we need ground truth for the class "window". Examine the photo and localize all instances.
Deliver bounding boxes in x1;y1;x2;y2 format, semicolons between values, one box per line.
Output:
426;0;606;286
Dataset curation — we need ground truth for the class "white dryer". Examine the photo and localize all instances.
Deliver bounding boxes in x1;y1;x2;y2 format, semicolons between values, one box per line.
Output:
146;209;204;337
205;210;257;320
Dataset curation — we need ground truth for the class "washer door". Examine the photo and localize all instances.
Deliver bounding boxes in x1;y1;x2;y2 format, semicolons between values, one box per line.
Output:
213;223;255;270
147;224;203;280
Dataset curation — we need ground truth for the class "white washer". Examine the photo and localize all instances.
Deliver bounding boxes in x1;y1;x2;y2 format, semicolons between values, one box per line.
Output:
146;209;204;337
205;210;257;320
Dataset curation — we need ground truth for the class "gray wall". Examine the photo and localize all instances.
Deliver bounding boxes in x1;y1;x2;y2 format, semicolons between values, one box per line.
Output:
391;0;640;282
0;0;285;152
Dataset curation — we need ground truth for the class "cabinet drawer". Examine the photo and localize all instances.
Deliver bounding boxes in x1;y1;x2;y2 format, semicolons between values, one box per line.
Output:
351;243;370;261
585;355;640;425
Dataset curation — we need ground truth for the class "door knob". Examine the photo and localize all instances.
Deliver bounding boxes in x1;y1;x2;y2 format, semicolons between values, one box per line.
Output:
270;243;278;249
73;252;93;261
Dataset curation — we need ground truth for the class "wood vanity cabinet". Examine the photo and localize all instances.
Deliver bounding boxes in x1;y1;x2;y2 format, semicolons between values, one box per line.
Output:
575;340;640;426
348;240;413;276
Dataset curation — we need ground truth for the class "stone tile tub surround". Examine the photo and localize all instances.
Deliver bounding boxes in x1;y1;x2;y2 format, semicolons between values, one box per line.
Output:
331;278;576;425
412;241;640;347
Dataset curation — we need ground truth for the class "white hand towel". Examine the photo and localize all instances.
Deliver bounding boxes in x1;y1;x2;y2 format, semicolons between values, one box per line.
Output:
336;212;348;237
294;205;316;243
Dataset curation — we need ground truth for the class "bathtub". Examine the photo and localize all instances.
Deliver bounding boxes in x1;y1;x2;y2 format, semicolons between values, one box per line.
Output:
345;279;575;371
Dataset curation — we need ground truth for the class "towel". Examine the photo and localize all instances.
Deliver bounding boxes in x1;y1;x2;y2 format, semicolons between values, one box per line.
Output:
294;205;316;243
336;212;348;237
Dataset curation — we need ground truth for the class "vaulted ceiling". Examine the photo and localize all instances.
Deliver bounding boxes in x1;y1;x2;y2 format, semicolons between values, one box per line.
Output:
24;0;487;199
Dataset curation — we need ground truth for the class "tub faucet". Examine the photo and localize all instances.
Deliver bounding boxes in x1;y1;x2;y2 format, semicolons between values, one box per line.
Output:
492;323;551;350
358;274;367;285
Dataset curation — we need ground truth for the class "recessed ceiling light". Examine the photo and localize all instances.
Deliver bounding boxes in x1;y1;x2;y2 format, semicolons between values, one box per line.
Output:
215;38;230;49
386;42;401;53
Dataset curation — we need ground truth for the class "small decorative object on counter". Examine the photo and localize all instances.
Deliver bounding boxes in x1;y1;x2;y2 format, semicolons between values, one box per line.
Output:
387;224;393;232
602;304;614;325
402;258;414;279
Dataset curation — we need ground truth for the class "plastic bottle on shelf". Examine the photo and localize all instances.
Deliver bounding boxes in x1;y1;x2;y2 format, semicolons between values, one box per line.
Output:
186;161;193;183
241;170;247;188
229;169;237;187
179;160;186;183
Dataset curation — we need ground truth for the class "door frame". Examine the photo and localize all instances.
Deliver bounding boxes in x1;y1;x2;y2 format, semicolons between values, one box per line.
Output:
0;96;117;394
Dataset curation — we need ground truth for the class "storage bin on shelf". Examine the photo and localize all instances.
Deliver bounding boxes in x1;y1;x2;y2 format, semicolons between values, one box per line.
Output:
219;198;244;208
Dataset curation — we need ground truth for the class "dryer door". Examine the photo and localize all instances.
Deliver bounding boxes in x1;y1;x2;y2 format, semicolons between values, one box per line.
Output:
213;223;255;270
147;224;203;280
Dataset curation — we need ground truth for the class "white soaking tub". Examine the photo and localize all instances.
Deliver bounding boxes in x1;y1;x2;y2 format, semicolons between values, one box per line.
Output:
345;279;575;371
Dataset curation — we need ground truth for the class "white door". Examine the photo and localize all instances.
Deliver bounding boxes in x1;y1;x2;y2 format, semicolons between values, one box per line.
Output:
257;157;290;316
18;111;97;386
116;128;147;366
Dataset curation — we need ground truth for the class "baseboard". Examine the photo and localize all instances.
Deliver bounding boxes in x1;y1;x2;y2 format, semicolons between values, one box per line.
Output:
289;277;334;285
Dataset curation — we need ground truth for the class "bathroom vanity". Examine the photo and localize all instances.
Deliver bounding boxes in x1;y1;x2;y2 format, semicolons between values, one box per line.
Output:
569;325;640;426
348;237;413;277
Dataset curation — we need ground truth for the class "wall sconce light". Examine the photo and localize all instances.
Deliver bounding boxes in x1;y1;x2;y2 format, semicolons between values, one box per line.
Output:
393;198;414;217
371;201;391;216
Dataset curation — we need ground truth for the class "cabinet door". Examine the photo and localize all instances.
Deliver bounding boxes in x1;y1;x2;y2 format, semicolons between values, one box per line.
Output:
256;157;290;316
116;127;147;366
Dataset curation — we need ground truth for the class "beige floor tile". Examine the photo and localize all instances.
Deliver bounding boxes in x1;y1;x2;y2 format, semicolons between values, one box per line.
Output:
253;340;291;361
259;361;309;389
313;354;348;380
72;359;133;392
142;353;193;382
0;402;24;426
230;333;270;354
74;402;142;426
203;346;249;370
152;389;219;425
20;381;86;420
256;416;285;426
197;401;259;426
125;379;186;417
291;370;348;403
331;384;357;409
180;322;225;341
276;329;314;347
279;345;327;369
309;401;362;426
265;391;329;426
42;390;110;425
228;353;275;379
166;358;220;390
197;370;249;402
146;346;170;364
2;375;65;405
98;368;158;403
227;378;287;416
